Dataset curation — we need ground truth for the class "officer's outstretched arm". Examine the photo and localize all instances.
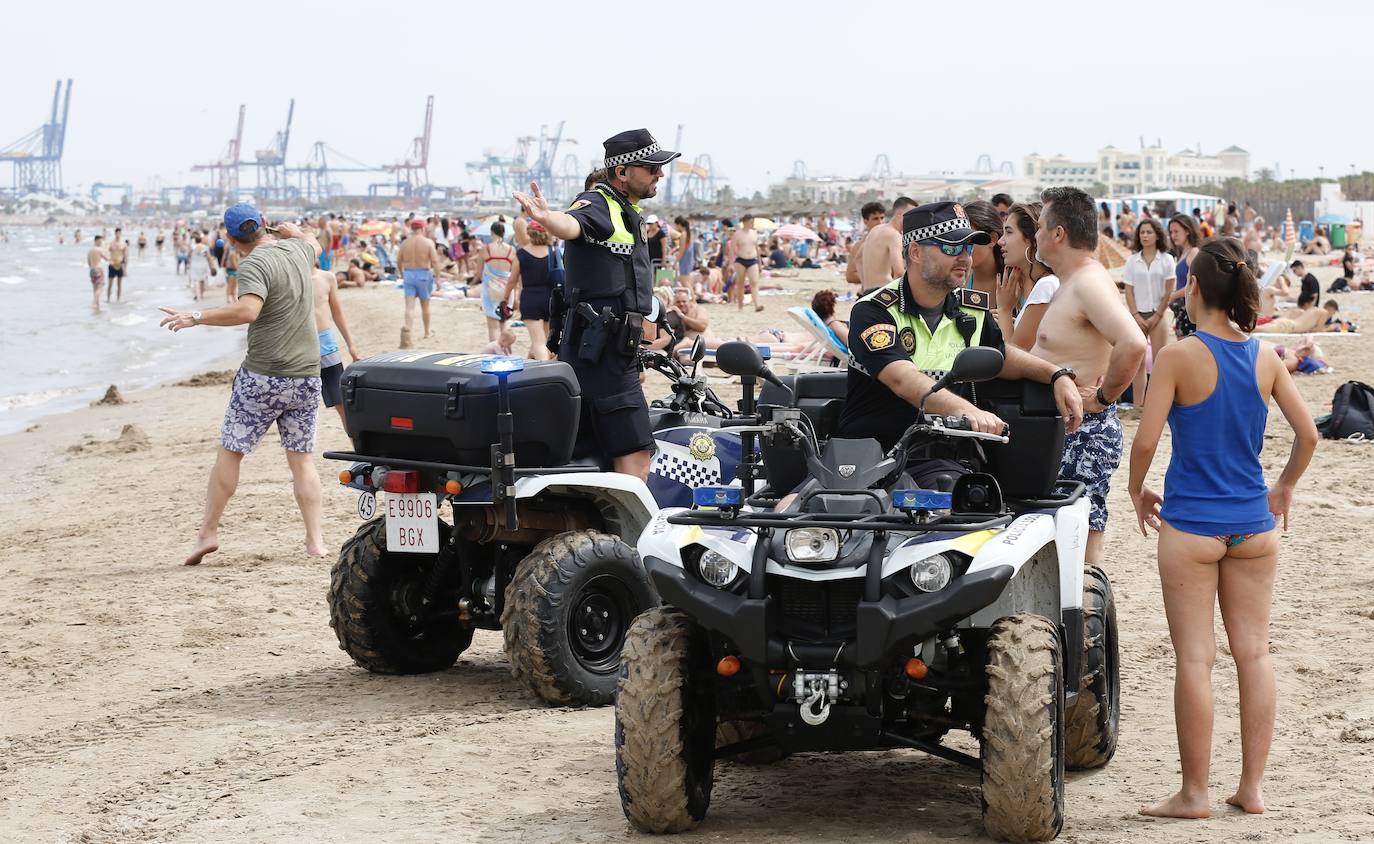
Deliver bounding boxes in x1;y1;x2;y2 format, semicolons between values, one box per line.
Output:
877;360;1004;434
513;181;582;241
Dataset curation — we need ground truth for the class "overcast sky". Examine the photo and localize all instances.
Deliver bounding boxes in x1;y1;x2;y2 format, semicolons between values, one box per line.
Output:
4;1;1369;202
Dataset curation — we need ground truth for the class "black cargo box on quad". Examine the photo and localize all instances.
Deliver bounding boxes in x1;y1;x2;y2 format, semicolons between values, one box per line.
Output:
341;352;580;466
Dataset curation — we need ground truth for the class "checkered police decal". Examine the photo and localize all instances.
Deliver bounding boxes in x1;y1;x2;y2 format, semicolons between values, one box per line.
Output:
602;142;661;169
903;216;973;246
651;438;721;489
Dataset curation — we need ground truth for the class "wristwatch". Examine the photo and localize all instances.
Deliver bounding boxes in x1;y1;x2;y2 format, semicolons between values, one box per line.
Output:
191;310;203;325
1050;367;1076;387
1096;385;1114;407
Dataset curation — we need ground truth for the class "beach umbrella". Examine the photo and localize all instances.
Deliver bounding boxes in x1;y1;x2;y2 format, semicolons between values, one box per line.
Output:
774;223;820;241
751;217;778;231
357;220;389;236
831;218;854;232
1096;237;1129;270
1283;208;1297;266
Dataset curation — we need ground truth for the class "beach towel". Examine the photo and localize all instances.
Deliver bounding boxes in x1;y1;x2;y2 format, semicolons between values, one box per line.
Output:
1318;381;1374;440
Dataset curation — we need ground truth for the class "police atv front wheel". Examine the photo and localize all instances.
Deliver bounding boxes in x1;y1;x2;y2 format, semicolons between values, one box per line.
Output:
502;529;657;707
1065;565;1120;769
616;607;715;833
980;614;1065;844
329;518;473;674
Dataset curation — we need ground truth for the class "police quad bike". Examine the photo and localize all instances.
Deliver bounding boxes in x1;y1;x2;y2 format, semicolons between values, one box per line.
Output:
616;343;1120;842
323;335;749;707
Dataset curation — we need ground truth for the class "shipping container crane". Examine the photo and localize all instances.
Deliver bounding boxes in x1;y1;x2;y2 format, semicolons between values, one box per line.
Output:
1;79;72;196
192;104;246;205
384;95;433;197
251;99;295;202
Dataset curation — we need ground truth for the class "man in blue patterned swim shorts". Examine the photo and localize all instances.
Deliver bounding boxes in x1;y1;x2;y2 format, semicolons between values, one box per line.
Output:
160;203;327;566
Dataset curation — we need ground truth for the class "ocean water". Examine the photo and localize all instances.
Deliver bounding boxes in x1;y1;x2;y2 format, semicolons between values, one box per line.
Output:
0;227;246;434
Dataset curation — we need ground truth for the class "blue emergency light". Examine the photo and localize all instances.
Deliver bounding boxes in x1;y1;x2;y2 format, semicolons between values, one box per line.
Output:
893;489;952;511
693;486;743;508
480;356;526;375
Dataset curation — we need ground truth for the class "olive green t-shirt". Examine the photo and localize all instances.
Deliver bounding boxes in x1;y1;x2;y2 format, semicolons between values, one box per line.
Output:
235;238;320;378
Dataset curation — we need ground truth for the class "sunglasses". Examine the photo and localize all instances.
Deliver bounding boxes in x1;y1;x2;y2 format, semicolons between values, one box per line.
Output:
922;241;975;257
628;163;664;175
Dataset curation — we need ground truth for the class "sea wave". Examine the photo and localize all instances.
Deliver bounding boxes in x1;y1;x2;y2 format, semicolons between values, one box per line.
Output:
0;276;23;285
0;385;85;412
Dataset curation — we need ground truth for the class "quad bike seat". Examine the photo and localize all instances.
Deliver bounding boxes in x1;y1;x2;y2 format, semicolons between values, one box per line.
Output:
974;378;1067;500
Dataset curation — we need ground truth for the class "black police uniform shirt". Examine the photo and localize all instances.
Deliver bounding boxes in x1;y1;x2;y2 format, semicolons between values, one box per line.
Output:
562;185;654;316
835;283;1005;450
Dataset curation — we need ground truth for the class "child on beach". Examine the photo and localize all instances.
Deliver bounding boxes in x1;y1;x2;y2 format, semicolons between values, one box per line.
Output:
1128;237;1318;819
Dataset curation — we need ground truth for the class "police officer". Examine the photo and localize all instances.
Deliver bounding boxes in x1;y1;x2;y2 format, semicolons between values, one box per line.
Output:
514;129;680;480
835;201;1083;486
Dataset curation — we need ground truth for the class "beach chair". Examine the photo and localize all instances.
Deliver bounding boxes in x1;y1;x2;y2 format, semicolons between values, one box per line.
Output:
786;306;850;371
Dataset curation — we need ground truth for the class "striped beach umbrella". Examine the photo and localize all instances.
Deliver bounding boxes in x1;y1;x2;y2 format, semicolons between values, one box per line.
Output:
1284;208;1297;248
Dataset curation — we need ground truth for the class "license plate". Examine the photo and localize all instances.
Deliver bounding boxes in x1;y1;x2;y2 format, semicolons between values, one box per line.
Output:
385;493;439;553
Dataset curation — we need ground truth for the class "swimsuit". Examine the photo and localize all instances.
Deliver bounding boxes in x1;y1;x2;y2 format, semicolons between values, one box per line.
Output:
220;368;322;455
1214;533;1257;546
1058;406;1123;532
481;245;515;320
89;266;105;286
734;257;758;268
402;268;435;301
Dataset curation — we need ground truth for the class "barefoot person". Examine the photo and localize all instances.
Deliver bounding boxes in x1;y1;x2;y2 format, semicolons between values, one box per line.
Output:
1031;187;1147;567
729;214;764;312
86;235;109;312
313;264;361;430
1130;237;1317;819
107;228;129;304
158;205;327;566
396;218;442;341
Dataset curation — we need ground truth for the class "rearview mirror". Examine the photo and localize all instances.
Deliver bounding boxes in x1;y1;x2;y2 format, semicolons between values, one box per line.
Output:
691;334;706;364
715;341;765;378
946;346;1004;385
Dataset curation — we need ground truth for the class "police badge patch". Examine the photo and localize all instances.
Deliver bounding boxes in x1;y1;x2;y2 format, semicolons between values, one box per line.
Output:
567;199;592;211
899;326;916;353
688;431;716;462
860;323;897;351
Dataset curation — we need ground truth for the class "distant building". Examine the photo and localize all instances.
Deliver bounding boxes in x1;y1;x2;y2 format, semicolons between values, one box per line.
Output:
1022;144;1250;196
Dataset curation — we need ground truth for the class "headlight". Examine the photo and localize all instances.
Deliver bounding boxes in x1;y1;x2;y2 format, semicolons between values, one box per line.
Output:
785;527;840;563
698;550;741;588
910;554;952;592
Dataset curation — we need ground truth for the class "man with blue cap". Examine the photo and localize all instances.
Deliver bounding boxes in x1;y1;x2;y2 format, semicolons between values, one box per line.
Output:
513;128;680;480
159;203;328;566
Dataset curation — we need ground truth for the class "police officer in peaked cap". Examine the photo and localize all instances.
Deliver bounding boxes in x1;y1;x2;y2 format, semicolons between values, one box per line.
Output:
834;200;1084;489
514;129;681;480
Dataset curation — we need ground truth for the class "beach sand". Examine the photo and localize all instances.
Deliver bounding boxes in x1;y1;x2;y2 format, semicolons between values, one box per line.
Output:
2;264;1372;842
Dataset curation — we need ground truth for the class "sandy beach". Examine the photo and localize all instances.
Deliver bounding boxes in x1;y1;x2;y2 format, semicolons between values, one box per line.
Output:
1;261;1372;843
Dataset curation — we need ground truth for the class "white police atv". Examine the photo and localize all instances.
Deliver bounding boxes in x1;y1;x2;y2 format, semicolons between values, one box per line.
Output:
616;343;1119;842
323;337;748;707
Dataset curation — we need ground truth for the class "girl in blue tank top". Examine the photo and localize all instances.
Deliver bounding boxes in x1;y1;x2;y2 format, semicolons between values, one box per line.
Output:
1129;238;1317;821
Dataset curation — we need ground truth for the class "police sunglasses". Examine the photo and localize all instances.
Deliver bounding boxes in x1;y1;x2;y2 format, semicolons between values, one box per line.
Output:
921;240;975;257
627;162;665;175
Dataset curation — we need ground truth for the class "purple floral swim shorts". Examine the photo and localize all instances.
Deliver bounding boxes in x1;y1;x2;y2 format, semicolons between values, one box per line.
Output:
220;367;322;454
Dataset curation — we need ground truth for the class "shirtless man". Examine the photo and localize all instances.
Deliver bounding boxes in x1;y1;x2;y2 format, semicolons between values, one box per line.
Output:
396;219;443;339
222;243;240;302
1030;187;1146;567
845;201;888;288
859;196;917;296
313;266;361;430
107;227;129;304
137;231;147;257
729;214;764;312
669;286;711;346
1268;298;1338;333
86;235;109;312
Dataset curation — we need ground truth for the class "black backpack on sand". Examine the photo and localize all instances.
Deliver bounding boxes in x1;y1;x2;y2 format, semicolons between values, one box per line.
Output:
1317;381;1374;440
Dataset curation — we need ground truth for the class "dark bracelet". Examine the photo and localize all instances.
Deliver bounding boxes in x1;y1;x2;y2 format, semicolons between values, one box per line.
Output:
1050;367;1076;387
1096;386;1114;407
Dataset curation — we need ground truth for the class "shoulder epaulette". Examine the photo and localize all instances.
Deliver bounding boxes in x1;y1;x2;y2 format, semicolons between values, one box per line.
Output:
872;287;899;308
958;287;990;310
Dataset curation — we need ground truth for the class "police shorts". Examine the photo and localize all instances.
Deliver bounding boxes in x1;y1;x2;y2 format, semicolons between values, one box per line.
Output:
567;350;653;460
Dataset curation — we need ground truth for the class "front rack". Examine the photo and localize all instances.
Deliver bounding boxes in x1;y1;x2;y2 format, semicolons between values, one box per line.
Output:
666;508;1011;533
